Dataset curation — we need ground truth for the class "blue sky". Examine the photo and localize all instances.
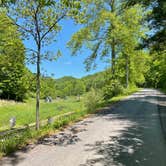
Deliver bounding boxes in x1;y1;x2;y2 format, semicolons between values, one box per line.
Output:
26;19;109;79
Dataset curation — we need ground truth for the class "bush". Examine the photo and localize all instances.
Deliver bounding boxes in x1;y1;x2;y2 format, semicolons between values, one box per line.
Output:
83;88;103;113
102;80;124;100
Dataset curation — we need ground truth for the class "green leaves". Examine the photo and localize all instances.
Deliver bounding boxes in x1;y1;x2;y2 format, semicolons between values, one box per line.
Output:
0;12;28;101
55;50;62;59
68;1;149;87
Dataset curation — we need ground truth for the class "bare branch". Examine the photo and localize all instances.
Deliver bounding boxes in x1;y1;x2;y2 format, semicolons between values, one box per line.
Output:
26;48;38;54
6;14;35;38
40;12;67;42
26;56;37;64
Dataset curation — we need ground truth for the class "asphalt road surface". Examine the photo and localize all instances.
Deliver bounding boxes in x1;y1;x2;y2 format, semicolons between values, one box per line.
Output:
1;89;166;166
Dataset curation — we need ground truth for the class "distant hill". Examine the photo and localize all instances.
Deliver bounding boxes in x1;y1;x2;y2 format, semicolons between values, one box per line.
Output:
29;70;109;98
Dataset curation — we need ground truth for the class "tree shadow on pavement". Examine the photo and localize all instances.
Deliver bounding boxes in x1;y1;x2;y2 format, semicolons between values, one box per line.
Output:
81;93;166;166
37;120;93;146
0;145;33;166
0;117;93;166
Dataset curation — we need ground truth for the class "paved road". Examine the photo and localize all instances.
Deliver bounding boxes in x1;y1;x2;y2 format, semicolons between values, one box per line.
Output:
1;89;166;166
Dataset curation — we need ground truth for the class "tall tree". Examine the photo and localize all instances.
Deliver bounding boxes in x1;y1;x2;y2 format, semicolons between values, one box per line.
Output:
68;0;148;87
119;6;149;87
68;0;122;77
126;0;166;88
6;0;82;130
126;0;166;51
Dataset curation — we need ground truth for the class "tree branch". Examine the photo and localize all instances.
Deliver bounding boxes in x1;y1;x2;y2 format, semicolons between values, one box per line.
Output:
6;14;35;38
40;12;67;41
26;48;38;54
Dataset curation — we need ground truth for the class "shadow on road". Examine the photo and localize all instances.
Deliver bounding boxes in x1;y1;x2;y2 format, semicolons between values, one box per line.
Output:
0;145;33;166
37;120;94;146
81;93;166;166
1;91;166;166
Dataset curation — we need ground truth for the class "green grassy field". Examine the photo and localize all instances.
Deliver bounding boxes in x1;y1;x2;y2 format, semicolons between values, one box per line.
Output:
0;97;84;131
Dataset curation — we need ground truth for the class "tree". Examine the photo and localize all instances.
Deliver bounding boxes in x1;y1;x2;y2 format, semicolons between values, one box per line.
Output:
68;1;148;88
118;6;149;88
126;0;166;89
126;0;166;52
40;76;56;99
0;12;27;101
6;0;82;130
73;80;85;96
68;0;121;77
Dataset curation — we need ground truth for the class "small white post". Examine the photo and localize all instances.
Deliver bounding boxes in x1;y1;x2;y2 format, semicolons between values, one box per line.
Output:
9;117;16;128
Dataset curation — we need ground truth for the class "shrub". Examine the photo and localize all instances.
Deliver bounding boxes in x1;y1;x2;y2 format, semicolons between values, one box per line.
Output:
83;88;103;113
102;80;124;100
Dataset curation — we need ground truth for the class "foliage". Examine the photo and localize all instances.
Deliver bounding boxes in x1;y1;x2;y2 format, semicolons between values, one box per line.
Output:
68;1;149;88
55;76;85;98
145;50;166;88
82;71;106;91
0;12;28;101
102;79;124;100
126;0;166;89
40;77;56;99
83;88;103;113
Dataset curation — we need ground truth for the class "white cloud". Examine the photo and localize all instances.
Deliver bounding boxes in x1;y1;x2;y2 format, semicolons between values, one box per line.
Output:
64;61;72;65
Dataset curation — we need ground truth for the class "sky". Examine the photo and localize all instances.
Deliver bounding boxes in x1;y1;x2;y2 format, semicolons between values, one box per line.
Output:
26;19;109;79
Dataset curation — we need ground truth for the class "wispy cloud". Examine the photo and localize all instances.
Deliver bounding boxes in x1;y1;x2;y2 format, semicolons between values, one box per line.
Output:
64;61;72;65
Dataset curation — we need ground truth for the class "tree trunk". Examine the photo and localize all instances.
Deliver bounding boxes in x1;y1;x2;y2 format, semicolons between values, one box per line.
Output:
126;54;129;88
111;39;116;78
110;0;116;78
36;45;40;130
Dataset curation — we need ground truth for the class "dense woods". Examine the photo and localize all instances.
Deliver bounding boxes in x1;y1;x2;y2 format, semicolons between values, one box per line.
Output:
0;12;28;101
0;0;165;129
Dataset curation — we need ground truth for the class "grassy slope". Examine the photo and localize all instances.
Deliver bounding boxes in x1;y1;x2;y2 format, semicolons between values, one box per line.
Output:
0;97;84;131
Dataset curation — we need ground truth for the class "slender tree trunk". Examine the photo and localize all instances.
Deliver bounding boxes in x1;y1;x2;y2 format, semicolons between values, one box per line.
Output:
110;0;116;78
36;45;40;130
34;7;41;130
111;39;116;78
126;54;129;88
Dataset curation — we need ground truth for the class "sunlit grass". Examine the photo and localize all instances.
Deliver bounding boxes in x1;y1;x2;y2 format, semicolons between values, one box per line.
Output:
0;109;88;157
0;97;84;131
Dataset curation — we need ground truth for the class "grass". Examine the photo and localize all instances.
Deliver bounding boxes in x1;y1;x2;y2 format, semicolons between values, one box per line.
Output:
0;87;140;158
0;109;88;158
160;88;166;94
100;87;141;106
0;97;84;131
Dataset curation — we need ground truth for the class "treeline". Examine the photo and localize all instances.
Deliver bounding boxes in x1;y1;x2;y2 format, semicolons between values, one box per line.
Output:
27;72;106;99
0;0;165;102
